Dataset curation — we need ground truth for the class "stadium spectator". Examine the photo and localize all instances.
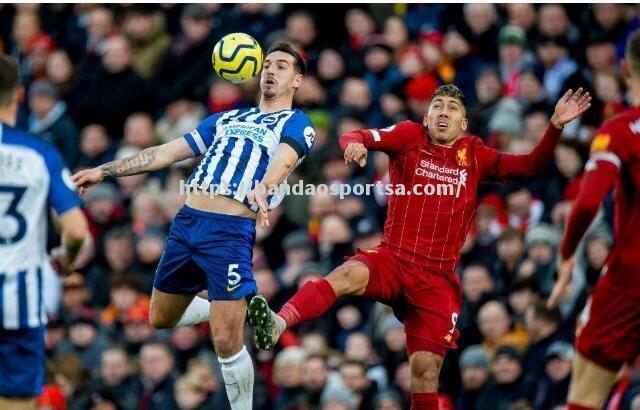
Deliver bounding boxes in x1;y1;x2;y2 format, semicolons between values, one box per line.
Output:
133;342;179;409
28;79;80;168
456;345;490;410
122;5;172;80
88;347;138;409
478;301;529;356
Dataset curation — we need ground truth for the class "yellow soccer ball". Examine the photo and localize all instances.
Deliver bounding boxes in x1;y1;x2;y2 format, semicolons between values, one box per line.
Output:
212;33;263;83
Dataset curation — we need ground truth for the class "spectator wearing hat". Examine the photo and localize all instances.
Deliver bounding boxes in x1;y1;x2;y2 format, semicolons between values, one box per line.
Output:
56;313;111;373
533;341;574;410
373;389;403;410
28;79;80;168
498;25;535;98
152;5;215;105
523;223;563;295
477;345;536;410
456;345;490;410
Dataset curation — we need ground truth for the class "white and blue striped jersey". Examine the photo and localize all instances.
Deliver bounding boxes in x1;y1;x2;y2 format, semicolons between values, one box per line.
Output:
183;107;315;210
0;123;79;330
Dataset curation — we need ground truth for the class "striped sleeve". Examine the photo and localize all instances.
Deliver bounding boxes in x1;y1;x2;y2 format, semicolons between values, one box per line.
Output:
183;112;224;155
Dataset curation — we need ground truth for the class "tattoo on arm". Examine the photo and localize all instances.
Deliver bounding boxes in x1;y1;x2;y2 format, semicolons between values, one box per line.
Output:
101;147;159;177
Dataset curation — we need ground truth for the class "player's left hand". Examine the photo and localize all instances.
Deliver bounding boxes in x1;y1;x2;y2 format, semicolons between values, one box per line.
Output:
551;88;592;128
547;253;575;308
248;184;270;228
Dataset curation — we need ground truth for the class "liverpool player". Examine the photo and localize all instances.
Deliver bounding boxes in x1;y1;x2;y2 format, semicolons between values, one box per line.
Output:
249;84;590;409
548;29;640;410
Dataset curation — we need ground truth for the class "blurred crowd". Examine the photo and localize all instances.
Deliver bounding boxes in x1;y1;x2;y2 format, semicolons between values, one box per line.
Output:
2;3;640;410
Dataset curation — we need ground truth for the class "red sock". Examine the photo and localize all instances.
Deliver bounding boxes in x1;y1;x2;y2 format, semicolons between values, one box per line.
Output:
278;279;336;328
410;392;438;410
567;404;599;410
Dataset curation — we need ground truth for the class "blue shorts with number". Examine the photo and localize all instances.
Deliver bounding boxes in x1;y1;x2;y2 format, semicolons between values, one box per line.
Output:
154;206;257;301
0;326;45;397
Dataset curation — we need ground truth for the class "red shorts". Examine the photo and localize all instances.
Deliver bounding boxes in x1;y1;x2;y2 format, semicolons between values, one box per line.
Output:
575;274;640;372
349;246;462;357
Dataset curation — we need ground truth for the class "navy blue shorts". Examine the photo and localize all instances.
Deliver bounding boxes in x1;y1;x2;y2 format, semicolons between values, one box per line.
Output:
0;326;45;397
154;206;258;301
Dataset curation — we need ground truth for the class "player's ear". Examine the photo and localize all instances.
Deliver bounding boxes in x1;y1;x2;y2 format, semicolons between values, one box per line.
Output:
460;117;468;132
16;86;25;105
293;74;303;90
422;113;429;128
621;59;631;79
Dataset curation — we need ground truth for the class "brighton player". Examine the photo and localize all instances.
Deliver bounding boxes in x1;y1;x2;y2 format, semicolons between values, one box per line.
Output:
0;55;88;409
548;30;640;410
249;84;590;409
72;42;314;410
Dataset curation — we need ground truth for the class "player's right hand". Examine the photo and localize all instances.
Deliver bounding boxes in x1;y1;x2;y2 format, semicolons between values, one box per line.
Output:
547;253;575;308
71;167;105;195
344;143;368;167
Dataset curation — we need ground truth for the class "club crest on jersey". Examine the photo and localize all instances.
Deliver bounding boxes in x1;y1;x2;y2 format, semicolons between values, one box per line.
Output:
456;147;468;167
590;134;611;153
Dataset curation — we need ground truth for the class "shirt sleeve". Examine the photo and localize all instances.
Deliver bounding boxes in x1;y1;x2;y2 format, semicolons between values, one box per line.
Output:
44;143;80;215
338;121;423;155
280;111;315;159
477;124;563;181
183;112;223;156
559;122;628;258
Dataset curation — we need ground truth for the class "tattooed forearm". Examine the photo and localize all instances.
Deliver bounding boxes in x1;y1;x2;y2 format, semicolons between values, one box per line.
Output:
101;147;159;177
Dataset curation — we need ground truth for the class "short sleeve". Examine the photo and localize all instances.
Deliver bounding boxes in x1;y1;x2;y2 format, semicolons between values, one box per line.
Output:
281;111;314;159
586;121;629;171
183;112;223;156
45;144;80;215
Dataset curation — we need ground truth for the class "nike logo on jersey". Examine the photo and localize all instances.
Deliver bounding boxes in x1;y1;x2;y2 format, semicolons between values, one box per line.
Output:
227;284;241;292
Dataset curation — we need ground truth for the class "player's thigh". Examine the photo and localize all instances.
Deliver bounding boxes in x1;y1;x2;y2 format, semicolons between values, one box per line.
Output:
344;247;401;300
574;277;640;372
209;299;247;355
0;397;36;410
567;352;617;408
149;288;196;328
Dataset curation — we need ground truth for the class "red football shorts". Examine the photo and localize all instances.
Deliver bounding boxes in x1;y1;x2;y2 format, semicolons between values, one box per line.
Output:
349;246;462;357
575;273;640;372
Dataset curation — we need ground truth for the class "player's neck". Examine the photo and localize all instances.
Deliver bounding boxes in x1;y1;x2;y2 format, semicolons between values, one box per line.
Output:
258;95;293;113
0;108;17;127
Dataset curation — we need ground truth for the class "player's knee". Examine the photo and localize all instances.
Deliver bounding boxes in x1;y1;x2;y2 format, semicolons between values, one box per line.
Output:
149;301;176;329
410;351;442;392
327;263;368;296
211;329;240;357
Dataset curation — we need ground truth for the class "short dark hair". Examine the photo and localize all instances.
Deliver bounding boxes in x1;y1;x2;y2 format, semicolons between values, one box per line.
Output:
0;55;20;107
531;301;562;326
339;359;366;373
267;42;306;76
625;29;640;75
432;84;465;104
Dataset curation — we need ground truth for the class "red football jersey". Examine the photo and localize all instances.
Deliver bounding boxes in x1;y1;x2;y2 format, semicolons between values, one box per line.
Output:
341;120;562;275
560;106;640;288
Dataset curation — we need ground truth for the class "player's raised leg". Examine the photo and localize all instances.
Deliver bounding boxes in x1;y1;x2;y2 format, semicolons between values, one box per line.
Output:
149;289;209;328
211;300;254;410
249;257;372;350
409;351;444;410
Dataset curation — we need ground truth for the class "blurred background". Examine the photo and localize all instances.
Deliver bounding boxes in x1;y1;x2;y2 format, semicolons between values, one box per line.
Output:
2;3;640;410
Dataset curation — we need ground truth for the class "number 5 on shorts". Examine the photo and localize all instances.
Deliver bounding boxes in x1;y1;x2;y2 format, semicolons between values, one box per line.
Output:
449;313;459;334
226;264;241;292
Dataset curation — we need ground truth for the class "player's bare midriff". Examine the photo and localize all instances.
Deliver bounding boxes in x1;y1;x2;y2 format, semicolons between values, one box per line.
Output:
186;191;257;219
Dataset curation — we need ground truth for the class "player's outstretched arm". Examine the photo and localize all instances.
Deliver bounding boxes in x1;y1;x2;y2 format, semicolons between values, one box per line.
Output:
488;88;591;179
72;138;194;194
339;121;421;167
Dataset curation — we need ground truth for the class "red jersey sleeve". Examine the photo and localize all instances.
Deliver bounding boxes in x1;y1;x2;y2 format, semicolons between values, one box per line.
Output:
559;122;628;258
476;124;563;181
339;121;424;156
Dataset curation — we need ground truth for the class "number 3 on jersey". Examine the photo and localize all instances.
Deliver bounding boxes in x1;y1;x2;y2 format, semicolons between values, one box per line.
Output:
226;264;241;292
0;185;27;245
